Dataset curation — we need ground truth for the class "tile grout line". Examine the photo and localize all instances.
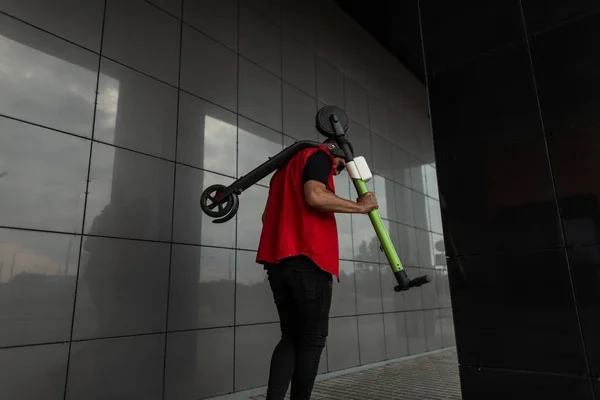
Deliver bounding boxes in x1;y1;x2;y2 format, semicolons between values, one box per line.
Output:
232;0;242;392
61;1;108;399
160;0;185;397
518;0;595;392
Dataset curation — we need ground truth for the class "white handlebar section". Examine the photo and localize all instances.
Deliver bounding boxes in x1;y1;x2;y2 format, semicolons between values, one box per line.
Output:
345;156;372;182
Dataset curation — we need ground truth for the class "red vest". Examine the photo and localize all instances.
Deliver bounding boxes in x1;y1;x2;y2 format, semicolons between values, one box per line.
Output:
256;146;340;279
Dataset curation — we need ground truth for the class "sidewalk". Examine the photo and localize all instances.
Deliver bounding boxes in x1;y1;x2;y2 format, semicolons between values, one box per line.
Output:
250;348;462;400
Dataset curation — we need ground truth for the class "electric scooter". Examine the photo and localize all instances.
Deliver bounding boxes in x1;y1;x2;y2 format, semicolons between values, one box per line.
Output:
200;105;431;292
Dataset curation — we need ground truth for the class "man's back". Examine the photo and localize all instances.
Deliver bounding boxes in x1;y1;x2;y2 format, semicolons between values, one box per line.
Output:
256;146;339;278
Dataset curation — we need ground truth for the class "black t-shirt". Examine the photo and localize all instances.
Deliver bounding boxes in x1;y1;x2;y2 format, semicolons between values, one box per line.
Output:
302;150;332;186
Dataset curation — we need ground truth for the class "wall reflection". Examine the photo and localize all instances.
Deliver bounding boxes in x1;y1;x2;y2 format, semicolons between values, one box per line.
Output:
0;229;79;347
0;0;451;396
0;13;98;136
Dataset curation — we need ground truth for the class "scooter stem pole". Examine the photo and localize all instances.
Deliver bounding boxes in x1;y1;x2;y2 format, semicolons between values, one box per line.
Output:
353;179;404;273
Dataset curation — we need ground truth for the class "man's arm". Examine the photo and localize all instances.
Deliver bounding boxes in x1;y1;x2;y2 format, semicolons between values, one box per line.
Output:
302;150;377;214
304;180;376;214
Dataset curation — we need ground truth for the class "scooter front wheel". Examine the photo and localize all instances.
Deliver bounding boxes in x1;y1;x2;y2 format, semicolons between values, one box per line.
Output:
200;184;238;223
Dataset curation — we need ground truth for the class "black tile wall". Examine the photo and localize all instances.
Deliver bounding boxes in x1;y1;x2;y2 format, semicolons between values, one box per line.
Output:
531;11;600;138
422;1;600;397
521;0;600;33
459;366;595;400
420;0;524;74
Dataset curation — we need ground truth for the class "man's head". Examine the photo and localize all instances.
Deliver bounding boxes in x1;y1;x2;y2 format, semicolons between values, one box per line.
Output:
322;138;347;175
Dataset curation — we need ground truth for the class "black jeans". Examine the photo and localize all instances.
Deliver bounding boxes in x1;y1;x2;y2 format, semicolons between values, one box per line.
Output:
265;256;333;400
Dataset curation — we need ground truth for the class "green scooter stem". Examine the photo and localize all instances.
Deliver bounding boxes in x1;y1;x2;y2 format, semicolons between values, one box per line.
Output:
353;178;432;292
353;179;403;273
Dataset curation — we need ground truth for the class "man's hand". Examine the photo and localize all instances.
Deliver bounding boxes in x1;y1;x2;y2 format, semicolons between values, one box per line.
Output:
357;192;378;214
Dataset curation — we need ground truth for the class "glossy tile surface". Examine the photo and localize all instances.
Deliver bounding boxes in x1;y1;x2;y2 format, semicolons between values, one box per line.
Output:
168;245;235;330
240;5;281;76
358;314;386;364
235;322;280;391
236;250;278;325
352;214;378;263
337;213;354;261
368;94;389;139
244;0;281;26
0;14;98;136
66;334;164;400
183;0;238;51
449;251;587;375
0;117;89;232
420;0;524;73
425;164;439;200
429;42;542;154
74;237;169;339
180;24;238;111
437;138;562;256
316;57;344;107
238;117;283;187
392;146;412;188
568;246;600;376
0;0;104;51
532;11;600;138
148;0;182;18
96;58;178;159
330;261;357;317
459;366;595;400
423;309;443;351
395;184;416;227
371;135;393;179
0;343;68;400
548;130;600;247
0;0;450;394
417;229;435;269
432;233;446;269
427;199;442;235
410;155;426;194
281;0;315;49
164;328;234;400
440;308;456;348
344;76;369;128
355;262;382;314
0;229;79;347
282;34;316;97
406;310;427;355
172;166;236;247
521;0;600;34
84;142;174;242
103;0;180;85
398;224;419;267
328;316;360;371
282;82;319;141
413;191;429;231
177;91;238;177
384;312;409;359
239;57;282;131
236;185;269;251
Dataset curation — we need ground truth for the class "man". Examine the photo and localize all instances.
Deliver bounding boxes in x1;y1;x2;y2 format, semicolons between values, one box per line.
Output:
256;138;379;400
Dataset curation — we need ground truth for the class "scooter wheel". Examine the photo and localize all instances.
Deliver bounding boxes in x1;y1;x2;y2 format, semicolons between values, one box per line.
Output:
200;184;235;218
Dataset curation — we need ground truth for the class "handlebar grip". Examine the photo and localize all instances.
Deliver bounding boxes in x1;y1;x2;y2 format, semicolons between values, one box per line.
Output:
409;274;431;288
394;272;432;292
